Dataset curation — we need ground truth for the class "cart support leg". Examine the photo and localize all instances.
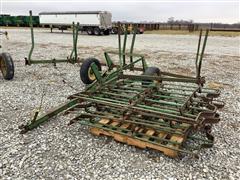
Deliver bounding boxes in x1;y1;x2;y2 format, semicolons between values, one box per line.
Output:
130;25;137;64
197;30;209;78
195;29;202;73
69;22;79;63
27;10;34;65
74;23;79;63
117;22;122;67
122;24;128;66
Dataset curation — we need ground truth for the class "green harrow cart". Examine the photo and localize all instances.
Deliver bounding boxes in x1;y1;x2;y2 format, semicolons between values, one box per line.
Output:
25;11;80;66
19;24;224;157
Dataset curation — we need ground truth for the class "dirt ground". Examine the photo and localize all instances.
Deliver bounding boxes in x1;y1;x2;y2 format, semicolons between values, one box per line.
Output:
0;27;239;179
145;29;240;37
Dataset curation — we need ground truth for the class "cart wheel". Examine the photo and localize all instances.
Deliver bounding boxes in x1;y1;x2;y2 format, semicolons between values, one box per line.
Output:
0;52;14;80
80;58;102;84
142;67;161;86
93;27;101;35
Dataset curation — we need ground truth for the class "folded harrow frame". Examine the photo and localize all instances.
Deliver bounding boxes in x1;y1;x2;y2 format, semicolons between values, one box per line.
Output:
19;23;224;157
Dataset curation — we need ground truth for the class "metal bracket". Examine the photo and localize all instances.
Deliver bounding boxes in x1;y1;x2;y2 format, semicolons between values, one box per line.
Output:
91;63;103;84
104;52;114;70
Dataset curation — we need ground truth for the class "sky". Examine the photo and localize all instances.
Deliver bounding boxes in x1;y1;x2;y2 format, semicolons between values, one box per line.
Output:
1;0;239;24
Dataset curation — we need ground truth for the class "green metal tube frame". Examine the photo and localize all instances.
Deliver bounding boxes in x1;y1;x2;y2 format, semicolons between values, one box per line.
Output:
19;23;216;138
26;10;80;65
195;29;209;78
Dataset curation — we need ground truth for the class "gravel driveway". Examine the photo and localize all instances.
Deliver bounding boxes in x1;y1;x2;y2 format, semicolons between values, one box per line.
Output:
0;28;239;179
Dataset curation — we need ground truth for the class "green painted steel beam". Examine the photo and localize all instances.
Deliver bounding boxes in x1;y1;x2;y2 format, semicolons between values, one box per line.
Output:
95;91;208;115
28;10;34;65
19;98;80;133
26;59;69;64
74;94;198;124
130;25;137;64
122;24;128;66
197;29;209;78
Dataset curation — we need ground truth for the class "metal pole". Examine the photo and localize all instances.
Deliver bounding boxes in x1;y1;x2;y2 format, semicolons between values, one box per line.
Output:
130;25;137;64
197;29;209;78
19;98;79;133
122;24;128;66
74;23;79;63
117;22;122;67
195;29;202;75
28;10;34;65
69;22;75;61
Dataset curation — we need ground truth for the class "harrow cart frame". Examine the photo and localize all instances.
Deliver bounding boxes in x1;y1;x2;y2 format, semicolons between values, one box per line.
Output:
25;11;80;66
20;24;224;157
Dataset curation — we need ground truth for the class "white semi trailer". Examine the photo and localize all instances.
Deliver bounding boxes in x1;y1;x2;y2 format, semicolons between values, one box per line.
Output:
39;11;112;35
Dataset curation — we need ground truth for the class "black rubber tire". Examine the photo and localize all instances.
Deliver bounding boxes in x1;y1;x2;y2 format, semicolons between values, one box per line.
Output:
112;27;118;34
93;27;101;36
0;52;14;80
142;67;160;86
80;58;102;84
87;28;93;35
103;29;110;35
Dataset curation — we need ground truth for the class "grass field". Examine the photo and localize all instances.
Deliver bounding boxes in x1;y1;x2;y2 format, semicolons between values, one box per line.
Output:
144;30;240;37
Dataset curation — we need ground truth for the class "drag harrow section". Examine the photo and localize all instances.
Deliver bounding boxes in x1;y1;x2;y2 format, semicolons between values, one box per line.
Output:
64;78;223;157
90;119;189;158
19;24;224;158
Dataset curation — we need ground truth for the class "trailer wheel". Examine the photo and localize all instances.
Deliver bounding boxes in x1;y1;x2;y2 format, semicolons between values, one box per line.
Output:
103;29;110;35
142;67;161;86
93;27;101;35
87;28;93;35
80;58;102;84
0;52;14;80
112;27;118;34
